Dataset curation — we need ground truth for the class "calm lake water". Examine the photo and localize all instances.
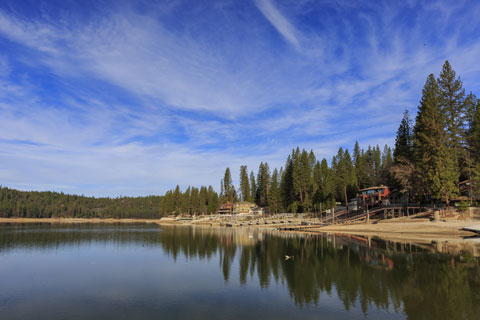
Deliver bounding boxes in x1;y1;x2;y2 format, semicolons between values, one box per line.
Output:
1;223;480;319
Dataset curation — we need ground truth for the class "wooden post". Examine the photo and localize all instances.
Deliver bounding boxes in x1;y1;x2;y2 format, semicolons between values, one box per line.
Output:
344;185;349;211
320;203;322;224
331;203;335;225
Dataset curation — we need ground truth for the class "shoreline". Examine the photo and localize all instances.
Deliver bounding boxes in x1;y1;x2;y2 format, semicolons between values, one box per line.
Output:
1;217;479;242
0;217;175;225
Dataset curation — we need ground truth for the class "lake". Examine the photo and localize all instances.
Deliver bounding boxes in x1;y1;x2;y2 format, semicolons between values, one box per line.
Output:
1;223;479;319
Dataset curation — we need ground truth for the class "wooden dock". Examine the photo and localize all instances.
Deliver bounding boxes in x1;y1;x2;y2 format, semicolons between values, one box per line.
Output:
462;225;480;234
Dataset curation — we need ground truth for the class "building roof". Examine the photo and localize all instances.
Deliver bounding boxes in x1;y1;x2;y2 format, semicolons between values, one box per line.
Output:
234;202;256;206
358;185;389;192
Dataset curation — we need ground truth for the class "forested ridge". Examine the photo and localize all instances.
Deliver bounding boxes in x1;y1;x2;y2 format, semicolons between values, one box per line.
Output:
1;61;479;218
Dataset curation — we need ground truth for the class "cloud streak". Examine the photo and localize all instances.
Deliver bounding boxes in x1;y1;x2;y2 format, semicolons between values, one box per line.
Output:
254;0;301;51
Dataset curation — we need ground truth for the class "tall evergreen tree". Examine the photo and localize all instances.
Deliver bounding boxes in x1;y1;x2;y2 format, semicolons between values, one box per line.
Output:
373;145;382;184
381;145;394;185
181;186;191;214
293;149;313;211
413;74;458;204
438;61;466;179
280;154;294;212
250;171;256;204
173;185;181;214
239;165;251;202
207;186;219;214
268;168;281;213
312;160;322;213
256;162;270;207
222;168;234;202
394;110;414;162
353;141;369;189
320;158;335;209
199;186;208;214
470;101;480;201
470;101;480;163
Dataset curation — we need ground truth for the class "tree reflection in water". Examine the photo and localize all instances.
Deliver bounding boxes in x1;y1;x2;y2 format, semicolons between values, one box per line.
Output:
1;223;479;319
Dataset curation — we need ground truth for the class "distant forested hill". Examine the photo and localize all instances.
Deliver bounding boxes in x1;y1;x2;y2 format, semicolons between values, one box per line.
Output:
0;187;164;219
0;185;220;219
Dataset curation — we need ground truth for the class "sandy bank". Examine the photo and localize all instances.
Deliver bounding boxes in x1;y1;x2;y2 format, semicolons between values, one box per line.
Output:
303;220;479;241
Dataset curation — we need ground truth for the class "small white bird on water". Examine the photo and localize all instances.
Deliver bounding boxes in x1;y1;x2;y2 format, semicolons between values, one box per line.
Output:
285;255;294;260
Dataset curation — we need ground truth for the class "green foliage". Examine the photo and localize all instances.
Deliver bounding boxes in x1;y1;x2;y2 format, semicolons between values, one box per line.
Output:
394;110;414;162
239;165;251;202
221;167;235;202
249;171;256;204
457;201;469;212
470;101;480;165
413;73;459;203
268;168;281;213
256;162;270;207
0;184;220;218
472;164;480;203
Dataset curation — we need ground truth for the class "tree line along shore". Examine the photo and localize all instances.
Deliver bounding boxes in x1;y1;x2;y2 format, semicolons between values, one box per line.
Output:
1;61;479;220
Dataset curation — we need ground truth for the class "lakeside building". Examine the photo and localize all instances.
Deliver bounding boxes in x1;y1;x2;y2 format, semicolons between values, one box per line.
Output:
233;202;257;215
217;201;234;215
217;201;263;215
356;186;391;210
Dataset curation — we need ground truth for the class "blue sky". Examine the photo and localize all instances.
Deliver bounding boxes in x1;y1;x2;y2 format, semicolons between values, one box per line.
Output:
1;0;480;197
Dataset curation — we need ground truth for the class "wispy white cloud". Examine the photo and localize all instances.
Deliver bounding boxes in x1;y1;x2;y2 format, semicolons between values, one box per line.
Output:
254;0;301;51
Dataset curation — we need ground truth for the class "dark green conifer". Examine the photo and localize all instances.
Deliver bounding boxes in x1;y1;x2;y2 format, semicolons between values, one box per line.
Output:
413;74;458;204
393;110;414;163
239;165;251;202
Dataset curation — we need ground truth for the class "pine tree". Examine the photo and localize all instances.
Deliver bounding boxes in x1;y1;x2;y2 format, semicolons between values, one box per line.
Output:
293;149;313;211
207;186;218;214
373;145;382;184
353;141;368;189
199;186;208;214
256;162;270;207
320;158;335;208
343;149;358;199
280;155;294;211
190;187;200;214
394;110;414;162
392;111;415;201
312;160;322;213
413;74;458;204
239;165;250;202
438;61;465;179
250;171;256;204
173;185;181;214
470;100;480;163
381;145;393;185
222;167;234;202
470;101;480;201
181;186;191;214
268;168;281;213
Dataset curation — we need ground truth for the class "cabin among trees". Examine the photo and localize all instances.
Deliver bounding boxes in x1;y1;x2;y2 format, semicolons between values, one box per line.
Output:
356;186;391;211
216;201;260;215
233;202;258;215
217;201;234;215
